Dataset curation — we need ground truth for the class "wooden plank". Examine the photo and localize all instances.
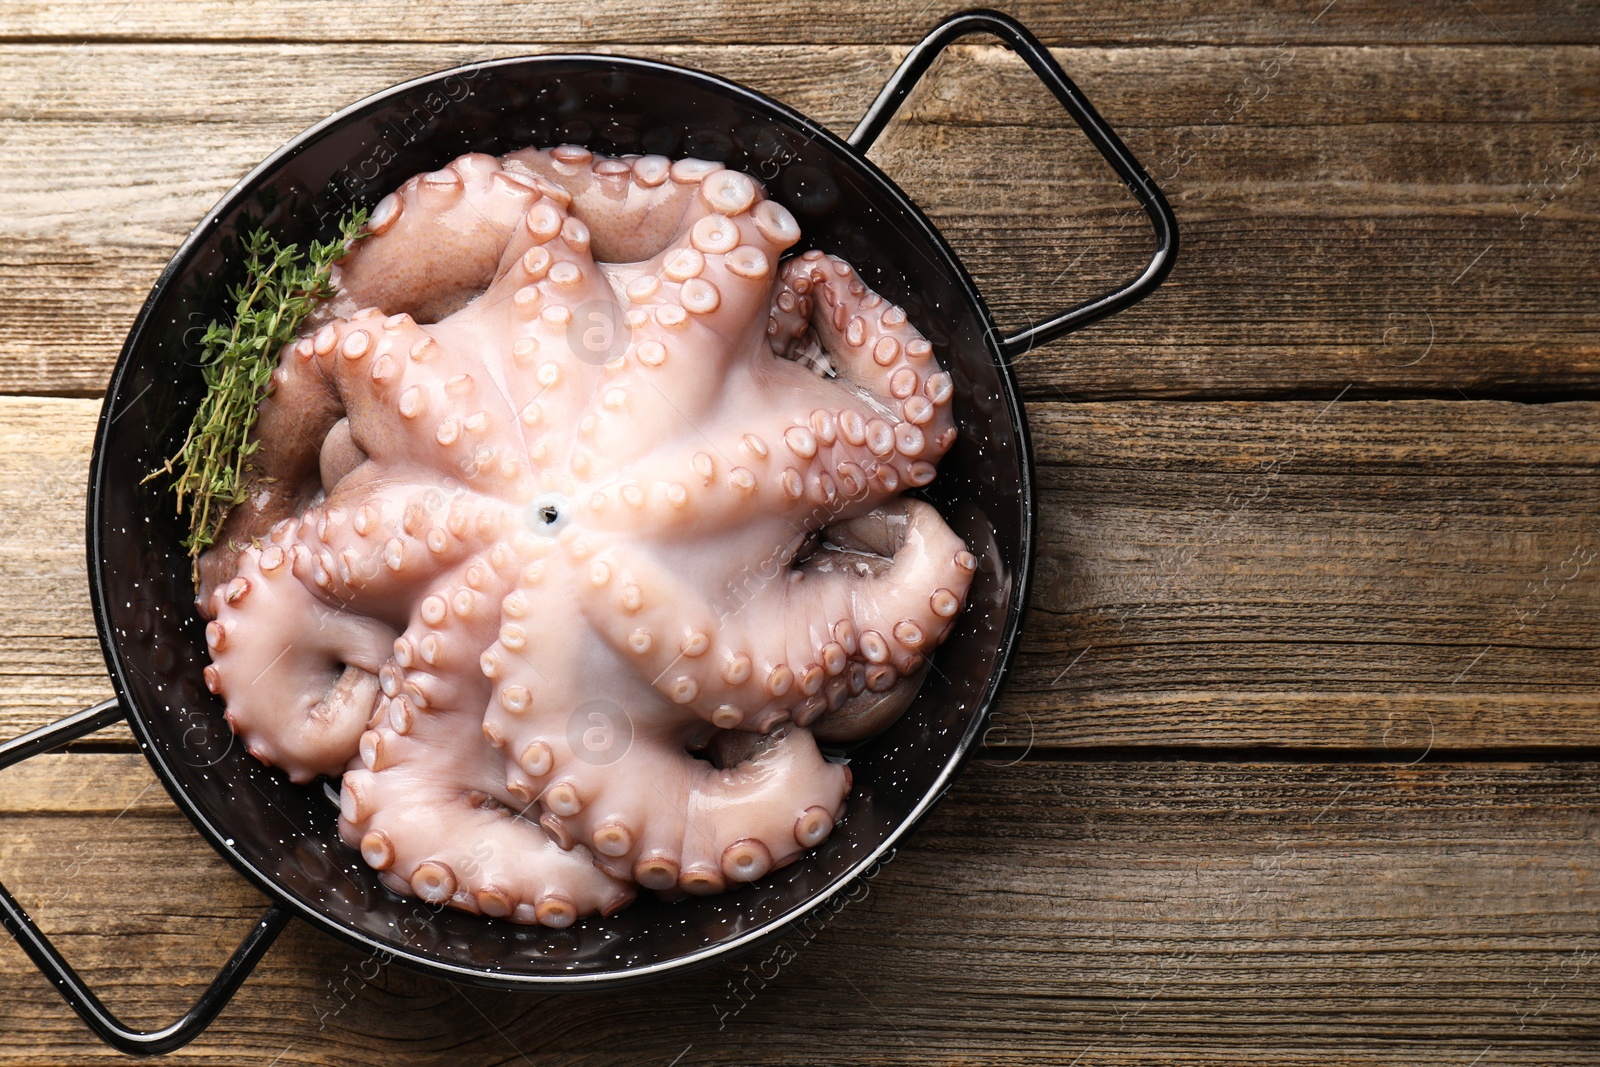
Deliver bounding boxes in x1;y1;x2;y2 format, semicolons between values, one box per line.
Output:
3;44;1597;399
1;0;1597;45
1017;398;1600;749
0;399;109;732
0;755;1595;1063
7;44;1597;129
896;44;1600;129
0;396;1593;751
0;43;894;130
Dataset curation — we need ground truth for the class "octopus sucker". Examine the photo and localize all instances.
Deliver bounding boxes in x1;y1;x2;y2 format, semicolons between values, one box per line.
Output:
198;145;974;925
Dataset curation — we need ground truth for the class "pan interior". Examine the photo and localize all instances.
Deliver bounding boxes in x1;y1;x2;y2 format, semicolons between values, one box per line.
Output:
92;56;1028;983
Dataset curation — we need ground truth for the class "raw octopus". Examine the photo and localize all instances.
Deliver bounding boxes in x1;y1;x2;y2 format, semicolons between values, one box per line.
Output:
196;145;975;926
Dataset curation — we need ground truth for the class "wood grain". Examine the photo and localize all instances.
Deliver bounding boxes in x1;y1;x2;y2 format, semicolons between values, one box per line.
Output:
7;44;1596;129
1;13;1597;1062
1020;399;1600;750
0;755;1595;1065
3;45;1598;398
0;396;1593;751
1;0;1598;46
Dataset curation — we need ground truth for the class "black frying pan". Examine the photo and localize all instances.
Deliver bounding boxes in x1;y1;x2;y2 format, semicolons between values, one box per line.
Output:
0;9;1175;1054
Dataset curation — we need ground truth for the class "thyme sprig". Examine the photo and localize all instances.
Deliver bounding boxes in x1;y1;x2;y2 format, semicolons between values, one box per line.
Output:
146;208;369;561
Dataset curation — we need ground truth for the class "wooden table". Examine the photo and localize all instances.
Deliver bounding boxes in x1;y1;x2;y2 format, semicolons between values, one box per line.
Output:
2;1;1598;1062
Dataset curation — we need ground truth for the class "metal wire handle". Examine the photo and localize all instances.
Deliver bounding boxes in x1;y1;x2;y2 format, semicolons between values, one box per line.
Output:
849;8;1179;360
0;699;289;1055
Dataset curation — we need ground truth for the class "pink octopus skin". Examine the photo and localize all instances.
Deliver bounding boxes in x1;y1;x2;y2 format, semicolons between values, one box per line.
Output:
196;146;976;925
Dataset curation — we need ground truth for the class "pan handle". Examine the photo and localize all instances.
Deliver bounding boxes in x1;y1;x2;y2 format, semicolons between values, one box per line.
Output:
848;8;1178;360
0;698;290;1055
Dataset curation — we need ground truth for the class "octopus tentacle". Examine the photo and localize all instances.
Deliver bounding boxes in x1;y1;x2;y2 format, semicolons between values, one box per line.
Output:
775;252;957;464
503;146;721;264
340;692;634;924
475;188;616;404
492;710;851;895
802;498;975;739
196;340;345;612
584;384;937;540
622;171;799;353
596;261;955;537
474;536;850;890
568;497;971;736
386;554;516;716
300;310;531;491
683;727;850;887
292;480;518;627
586;248;795;471
554;175;804;480
205;544;398;781
535;725;849;893
328;153;542;324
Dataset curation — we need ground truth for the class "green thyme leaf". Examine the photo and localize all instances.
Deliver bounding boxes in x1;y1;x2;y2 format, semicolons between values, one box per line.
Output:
145;208;370;565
